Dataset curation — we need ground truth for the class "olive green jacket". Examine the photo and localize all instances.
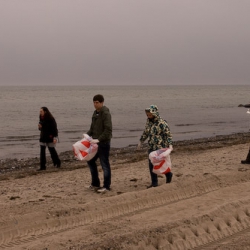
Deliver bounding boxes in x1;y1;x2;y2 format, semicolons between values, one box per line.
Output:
87;106;112;143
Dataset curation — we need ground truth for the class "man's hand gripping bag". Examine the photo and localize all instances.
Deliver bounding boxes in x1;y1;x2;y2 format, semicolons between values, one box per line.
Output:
73;134;98;161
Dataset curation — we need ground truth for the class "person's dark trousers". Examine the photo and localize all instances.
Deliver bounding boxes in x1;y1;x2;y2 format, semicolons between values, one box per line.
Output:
87;142;111;189
48;146;61;167
40;145;46;170
165;172;173;183
148;149;158;187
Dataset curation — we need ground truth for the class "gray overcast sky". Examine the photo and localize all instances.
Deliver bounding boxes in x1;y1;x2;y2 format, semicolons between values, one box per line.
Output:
0;0;250;86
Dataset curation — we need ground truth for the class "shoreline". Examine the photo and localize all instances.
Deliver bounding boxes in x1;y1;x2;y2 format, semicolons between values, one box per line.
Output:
1;132;249;176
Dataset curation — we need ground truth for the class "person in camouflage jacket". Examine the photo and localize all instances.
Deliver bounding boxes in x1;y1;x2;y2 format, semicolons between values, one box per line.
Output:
137;105;173;188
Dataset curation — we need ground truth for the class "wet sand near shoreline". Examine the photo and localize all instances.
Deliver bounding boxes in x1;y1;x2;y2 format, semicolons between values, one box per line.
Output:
0;132;250;249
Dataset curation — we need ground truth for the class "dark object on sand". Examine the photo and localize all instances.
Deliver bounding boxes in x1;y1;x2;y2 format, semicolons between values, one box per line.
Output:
241;149;250;164
238;104;250;108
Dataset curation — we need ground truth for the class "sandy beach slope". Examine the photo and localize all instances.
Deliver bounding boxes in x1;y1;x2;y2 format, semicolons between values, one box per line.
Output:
0;133;250;250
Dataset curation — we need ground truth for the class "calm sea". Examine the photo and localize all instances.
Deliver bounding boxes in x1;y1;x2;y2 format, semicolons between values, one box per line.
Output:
0;85;249;160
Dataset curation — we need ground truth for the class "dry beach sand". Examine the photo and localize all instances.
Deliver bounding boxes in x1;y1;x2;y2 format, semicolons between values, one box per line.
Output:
0;133;250;250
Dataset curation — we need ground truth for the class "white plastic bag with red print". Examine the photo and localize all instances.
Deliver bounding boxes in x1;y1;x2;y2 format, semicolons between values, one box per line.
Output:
73;134;98;161
149;148;172;175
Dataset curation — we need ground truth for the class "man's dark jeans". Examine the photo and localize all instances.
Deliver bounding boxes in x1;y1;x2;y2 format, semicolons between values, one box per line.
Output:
87;142;111;189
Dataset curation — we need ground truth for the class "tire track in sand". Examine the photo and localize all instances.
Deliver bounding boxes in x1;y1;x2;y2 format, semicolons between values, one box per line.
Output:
0;174;250;249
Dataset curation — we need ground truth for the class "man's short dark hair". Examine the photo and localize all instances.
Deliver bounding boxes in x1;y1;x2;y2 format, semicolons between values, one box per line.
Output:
93;94;104;103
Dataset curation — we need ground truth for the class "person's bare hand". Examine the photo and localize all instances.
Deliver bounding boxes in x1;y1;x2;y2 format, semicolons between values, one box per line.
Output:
137;141;142;150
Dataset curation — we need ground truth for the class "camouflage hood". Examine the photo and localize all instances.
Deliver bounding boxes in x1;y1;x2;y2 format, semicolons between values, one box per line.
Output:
145;105;160;119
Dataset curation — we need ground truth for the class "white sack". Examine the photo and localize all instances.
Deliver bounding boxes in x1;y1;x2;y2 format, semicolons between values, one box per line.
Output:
73;134;98;161
149;148;172;175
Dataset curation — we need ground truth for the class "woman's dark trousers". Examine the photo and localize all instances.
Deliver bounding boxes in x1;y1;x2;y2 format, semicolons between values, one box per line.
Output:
40;145;61;169
48;146;61;167
40;145;47;170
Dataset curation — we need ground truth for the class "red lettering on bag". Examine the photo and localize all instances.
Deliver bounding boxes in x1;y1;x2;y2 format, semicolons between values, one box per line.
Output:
154;160;165;169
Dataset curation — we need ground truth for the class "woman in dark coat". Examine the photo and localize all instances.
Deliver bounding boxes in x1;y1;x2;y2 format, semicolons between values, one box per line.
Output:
38;107;61;170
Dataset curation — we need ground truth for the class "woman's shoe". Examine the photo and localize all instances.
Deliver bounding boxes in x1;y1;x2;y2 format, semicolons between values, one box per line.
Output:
55;160;61;168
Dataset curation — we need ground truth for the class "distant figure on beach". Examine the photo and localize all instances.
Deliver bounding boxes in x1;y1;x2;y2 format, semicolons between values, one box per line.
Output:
137;105;173;188
38;107;61;171
241;147;250;164
86;94;112;193
238;103;250;108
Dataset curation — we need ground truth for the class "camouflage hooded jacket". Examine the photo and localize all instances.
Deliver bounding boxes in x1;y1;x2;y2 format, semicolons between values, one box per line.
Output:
139;105;173;151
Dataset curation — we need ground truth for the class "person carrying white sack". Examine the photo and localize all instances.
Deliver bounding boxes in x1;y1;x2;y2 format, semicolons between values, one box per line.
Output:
137;105;173;188
85;94;112;193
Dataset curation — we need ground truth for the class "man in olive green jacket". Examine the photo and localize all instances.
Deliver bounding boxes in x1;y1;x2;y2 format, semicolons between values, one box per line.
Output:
86;94;112;193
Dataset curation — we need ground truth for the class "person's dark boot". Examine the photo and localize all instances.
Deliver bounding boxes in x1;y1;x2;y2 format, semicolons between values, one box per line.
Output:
241;160;250;164
55;159;61;168
146;184;158;189
241;150;250;164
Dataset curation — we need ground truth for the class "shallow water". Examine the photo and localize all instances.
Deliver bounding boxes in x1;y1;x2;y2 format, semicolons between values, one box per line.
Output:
0;85;249;159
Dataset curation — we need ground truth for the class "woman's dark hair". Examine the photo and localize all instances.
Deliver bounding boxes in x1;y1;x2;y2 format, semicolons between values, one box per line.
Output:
40;107;54;120
93;94;104;103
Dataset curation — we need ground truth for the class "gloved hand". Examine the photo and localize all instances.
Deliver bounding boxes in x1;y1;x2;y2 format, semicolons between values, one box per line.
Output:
137;141;142;150
90;139;99;144
169;145;173;150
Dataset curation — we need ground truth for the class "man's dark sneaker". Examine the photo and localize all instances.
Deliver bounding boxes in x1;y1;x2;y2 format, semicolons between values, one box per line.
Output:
86;185;100;191
166;172;173;183
241;160;250;164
